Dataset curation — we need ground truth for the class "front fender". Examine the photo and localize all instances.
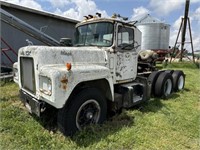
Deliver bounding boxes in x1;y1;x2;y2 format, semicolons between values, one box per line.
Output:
38;64;113;108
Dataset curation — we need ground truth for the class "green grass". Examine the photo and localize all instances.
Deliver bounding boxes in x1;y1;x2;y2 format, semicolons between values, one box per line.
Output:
0;63;200;150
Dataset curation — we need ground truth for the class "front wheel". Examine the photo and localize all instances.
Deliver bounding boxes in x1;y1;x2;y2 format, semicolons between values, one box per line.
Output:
57;88;107;136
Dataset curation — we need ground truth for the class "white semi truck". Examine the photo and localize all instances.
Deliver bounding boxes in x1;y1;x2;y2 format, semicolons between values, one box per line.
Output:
13;14;185;136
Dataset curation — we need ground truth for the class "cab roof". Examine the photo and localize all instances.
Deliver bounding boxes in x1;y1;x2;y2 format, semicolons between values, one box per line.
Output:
76;17;136;28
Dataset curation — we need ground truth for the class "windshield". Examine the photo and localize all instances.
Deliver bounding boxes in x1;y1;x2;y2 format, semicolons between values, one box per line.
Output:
74;22;114;47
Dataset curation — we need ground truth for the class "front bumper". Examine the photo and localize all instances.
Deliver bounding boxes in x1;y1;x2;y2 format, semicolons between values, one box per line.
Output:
19;90;45;117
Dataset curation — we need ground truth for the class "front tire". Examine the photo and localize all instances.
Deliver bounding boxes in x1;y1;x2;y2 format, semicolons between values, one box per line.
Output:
57;88;107;136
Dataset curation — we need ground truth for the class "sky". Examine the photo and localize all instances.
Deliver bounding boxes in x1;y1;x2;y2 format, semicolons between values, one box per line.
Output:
1;0;200;51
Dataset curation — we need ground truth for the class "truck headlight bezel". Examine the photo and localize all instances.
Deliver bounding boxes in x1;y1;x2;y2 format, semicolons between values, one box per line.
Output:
39;76;52;96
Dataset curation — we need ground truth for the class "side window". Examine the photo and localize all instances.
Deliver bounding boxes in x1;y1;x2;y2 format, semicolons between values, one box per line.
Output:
117;26;134;50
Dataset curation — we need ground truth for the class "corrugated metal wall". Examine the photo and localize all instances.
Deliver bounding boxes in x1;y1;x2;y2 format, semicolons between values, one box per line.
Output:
1;2;78;67
137;23;170;50
135;14;170;50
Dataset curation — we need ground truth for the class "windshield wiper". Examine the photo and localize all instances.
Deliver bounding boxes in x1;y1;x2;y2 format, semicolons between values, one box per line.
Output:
75;44;84;47
85;43;97;46
75;43;97;47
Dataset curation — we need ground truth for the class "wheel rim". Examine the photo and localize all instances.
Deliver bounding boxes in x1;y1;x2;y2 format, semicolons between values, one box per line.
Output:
177;75;184;90
76;99;101;130
164;79;172;96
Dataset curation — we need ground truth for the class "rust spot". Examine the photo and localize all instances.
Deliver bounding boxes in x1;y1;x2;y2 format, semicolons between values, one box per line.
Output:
63;84;67;90
60;75;68;90
61;77;68;83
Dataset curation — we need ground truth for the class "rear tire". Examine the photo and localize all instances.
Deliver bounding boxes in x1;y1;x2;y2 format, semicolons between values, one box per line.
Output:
155;72;173;98
148;71;163;96
172;71;185;92
165;70;174;74
57;88;107;136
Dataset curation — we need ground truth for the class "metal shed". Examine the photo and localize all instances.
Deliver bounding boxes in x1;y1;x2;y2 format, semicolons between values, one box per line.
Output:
1;1;79;67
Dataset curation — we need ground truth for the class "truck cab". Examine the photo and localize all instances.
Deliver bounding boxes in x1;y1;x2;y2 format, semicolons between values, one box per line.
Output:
74;17;141;83
13;14;185;136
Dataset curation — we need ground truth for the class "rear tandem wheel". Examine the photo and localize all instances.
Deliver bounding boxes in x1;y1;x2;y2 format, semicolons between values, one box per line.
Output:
154;72;173;98
172;70;185;92
148;71;163;96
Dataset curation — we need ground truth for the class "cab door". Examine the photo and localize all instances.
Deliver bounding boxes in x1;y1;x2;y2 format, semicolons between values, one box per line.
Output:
115;25;138;82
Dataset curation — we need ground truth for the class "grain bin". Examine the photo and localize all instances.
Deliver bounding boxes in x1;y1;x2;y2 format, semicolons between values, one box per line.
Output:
135;14;170;50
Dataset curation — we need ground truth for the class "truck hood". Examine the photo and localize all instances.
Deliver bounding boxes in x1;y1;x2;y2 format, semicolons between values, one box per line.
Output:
18;46;108;66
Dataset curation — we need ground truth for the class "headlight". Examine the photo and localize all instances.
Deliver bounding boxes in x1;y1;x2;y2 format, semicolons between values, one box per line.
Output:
39;76;52;96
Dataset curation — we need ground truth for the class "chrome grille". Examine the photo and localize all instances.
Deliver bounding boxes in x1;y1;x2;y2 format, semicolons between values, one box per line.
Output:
20;57;36;93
